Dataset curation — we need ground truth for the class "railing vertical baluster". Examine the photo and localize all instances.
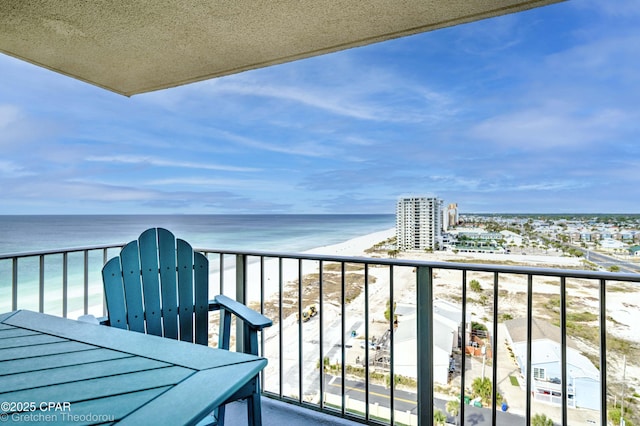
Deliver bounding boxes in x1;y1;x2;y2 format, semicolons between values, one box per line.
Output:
460;269;467;424
83;250;89;315
319;260;324;409
526;274;533;426
235;254;247;352
364;263;370;422
12;257;18;311
389;265;395;425
39;254;45;313
62;252;68;318
298;258;303;402
492;271;499;425
560;276;568;424
340;261;346;417
599;278;607;426
260;256;266;393
278;257;284;398
103;248;109;317
219;253;224;295
416;265;433;426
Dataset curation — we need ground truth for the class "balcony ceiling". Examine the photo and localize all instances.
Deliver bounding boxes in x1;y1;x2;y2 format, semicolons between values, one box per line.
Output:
1;0;563;96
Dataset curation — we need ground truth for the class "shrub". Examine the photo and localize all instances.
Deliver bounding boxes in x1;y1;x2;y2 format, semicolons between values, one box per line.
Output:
469;279;483;292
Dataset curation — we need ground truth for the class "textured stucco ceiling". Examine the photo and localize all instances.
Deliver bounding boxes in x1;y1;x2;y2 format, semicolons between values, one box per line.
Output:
0;0;563;96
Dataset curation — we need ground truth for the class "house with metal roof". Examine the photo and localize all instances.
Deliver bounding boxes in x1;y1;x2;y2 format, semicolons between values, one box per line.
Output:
505;318;600;410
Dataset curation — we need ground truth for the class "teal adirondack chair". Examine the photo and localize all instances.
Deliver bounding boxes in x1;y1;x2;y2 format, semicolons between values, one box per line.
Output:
101;228;272;426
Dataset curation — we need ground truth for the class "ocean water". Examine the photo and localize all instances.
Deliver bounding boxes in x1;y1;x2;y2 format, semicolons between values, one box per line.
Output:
0;214;395;255
0;215;395;316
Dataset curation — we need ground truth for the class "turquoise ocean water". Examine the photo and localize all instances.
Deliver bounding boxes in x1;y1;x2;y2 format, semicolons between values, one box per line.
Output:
0;215;394;315
0;214;395;255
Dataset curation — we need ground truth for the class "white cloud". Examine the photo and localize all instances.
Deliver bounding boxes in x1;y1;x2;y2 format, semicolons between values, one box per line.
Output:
85;155;260;172
470;104;630;150
0;105;21;128
0;160;34;177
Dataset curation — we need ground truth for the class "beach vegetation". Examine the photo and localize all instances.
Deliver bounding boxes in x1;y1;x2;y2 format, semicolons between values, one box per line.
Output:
446;399;460;425
384;299;397;323
470;377;502;406
500;313;513;322
433;409;447;425
365;236;397;254
609;404;636;426
531;413;553;426
469;279;482;292
319;359;418;389
471;321;488;336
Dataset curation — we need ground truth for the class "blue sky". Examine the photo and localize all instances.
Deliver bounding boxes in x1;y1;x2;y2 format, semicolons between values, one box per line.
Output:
1;0;639;215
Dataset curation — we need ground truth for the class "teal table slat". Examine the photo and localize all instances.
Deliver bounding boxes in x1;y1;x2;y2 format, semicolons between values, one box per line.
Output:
119;360;267;426
0;328;41;339
0;348;132;376
0;310;267;425
26;387;172;426
0;356;170;393
0;334;66;349
3;310;258;370
0;341;96;362
1;366;193;407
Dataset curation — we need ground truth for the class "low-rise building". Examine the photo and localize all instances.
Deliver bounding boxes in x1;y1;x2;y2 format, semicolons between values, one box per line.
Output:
393;300;466;384
504;318;599;410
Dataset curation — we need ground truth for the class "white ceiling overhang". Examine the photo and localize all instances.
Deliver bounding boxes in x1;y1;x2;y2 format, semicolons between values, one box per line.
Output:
0;0;564;96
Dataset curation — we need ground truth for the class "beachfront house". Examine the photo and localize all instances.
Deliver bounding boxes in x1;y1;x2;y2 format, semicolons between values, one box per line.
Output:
600;238;627;251
500;230;524;248
394;299;465;384
505;318;600;410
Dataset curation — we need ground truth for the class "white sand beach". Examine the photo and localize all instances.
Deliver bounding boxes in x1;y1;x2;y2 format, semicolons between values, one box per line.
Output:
233;227;640;392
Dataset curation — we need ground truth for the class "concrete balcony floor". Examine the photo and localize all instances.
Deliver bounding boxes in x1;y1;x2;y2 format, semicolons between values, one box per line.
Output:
224;397;362;426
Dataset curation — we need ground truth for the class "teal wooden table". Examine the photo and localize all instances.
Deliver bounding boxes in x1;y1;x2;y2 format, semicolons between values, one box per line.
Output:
0;310;267;425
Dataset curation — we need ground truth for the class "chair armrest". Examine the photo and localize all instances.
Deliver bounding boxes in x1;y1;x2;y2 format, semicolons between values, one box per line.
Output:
77;315;110;326
209;295;272;330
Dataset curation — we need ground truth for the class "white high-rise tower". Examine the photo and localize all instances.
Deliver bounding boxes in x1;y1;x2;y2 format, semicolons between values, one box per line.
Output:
396;196;443;250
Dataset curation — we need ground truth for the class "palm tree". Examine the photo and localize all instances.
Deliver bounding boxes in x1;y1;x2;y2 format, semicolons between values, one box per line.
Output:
446;399;460;425
433;409;447;426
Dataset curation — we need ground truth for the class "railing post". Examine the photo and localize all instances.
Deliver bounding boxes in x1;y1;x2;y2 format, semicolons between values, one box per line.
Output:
235;254;247;353
416;266;433;425
526;274;533;426
83;250;89;315
39;255;45;313
12;258;18;311
62;252;68;318
599;278;607;426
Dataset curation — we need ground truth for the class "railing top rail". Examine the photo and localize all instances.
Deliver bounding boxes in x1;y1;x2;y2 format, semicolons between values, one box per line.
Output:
197;247;640;282
1;244;637;283
0;244;125;260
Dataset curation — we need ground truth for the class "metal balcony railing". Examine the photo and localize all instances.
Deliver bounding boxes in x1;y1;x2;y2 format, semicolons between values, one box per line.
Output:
1;246;639;425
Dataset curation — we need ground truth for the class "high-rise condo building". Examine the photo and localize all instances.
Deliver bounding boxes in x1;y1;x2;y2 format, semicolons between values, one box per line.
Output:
396;196;443;250
443;203;458;231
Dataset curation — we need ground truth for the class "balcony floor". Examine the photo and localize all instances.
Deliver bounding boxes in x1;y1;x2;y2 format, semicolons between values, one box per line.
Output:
224;397;362;426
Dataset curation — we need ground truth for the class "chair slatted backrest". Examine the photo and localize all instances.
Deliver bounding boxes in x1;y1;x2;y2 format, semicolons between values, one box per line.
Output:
102;228;209;345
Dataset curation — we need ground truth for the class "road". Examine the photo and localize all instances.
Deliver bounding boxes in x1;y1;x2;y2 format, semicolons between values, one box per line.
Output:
582;249;640;273
324;375;526;425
